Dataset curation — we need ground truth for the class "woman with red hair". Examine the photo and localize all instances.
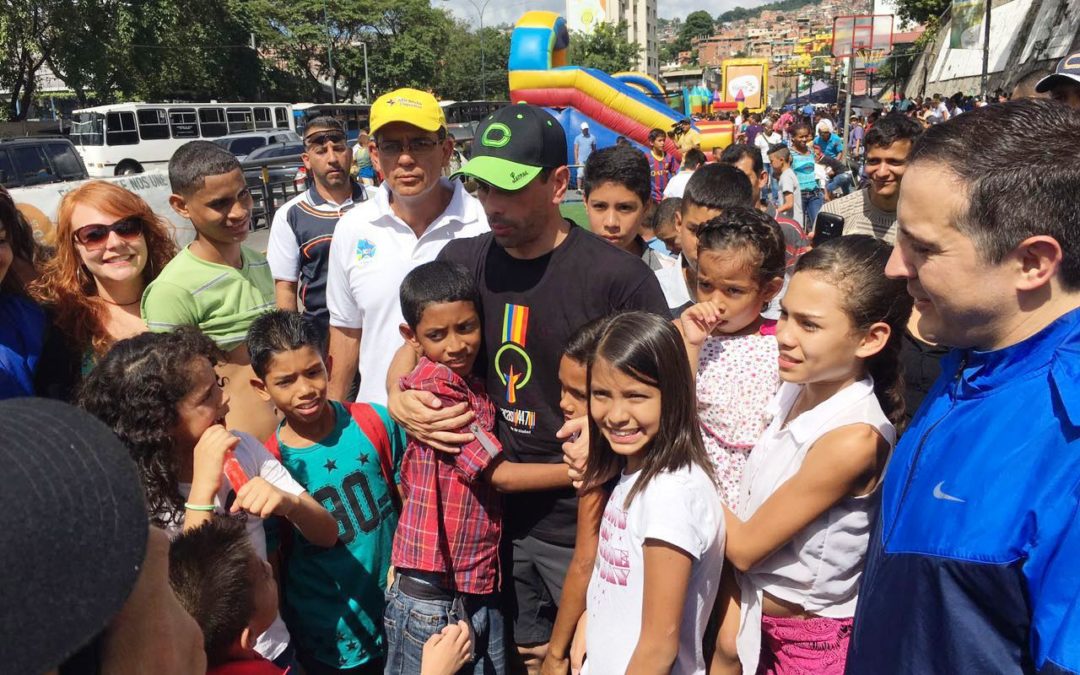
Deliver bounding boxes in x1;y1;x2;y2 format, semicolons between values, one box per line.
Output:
31;181;177;396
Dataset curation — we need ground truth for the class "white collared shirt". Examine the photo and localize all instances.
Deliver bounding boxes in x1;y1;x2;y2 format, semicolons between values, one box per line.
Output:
735;378;895;673
326;179;489;404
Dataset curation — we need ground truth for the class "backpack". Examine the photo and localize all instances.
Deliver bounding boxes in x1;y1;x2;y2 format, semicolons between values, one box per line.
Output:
265;402;401;512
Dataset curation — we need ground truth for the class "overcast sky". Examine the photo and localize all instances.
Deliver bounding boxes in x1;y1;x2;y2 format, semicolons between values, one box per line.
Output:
439;0;774;26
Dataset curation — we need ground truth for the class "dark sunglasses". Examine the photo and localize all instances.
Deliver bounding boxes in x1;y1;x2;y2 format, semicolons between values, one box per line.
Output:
73;216;145;249
304;131;347;147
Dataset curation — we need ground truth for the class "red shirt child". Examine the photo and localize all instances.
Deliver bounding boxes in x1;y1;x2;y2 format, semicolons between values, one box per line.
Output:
393;357;503;594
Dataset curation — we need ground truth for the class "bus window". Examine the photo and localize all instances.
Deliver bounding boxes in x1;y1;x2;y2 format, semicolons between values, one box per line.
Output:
71;113;104;146
253;107;273;130
169;108;199;138
227;107;254;133
198;107;228;137
137;108;170;140
105;111;139;146
275;106;289;129
43;143;86;180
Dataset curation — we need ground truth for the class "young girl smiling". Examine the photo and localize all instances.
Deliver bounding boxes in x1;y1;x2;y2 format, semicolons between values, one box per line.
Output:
582;312;724;675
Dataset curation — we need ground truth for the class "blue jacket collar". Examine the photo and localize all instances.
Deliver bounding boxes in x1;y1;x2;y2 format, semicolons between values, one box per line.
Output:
947;307;1080;400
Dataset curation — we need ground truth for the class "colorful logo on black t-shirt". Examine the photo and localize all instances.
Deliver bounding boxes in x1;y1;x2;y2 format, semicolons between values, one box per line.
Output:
496;303;532;405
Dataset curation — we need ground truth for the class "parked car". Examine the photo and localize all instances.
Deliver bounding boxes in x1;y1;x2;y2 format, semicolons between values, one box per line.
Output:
0;137;88;189
243;141;306;186
214;130;301;161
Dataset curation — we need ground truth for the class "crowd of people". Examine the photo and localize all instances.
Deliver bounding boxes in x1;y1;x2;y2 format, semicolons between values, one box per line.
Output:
4;48;1080;675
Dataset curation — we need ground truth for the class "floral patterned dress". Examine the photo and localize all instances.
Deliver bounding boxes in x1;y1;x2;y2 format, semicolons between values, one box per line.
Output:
696;321;781;508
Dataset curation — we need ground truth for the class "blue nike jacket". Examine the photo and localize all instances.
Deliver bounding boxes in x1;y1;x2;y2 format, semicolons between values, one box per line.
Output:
847;308;1080;675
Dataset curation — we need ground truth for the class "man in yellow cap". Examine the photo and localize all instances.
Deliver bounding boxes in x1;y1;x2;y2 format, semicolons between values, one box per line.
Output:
325;88;490;405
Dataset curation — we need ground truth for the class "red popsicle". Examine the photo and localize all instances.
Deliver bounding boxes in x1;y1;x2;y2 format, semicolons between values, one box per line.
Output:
223;449;249;491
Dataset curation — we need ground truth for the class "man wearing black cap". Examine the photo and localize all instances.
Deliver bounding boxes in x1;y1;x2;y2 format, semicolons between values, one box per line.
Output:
1035;50;1080;108
386;103;668;672
4;398;206;675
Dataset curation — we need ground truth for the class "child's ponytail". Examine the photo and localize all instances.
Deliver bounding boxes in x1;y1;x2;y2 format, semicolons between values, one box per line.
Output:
793;236;914;428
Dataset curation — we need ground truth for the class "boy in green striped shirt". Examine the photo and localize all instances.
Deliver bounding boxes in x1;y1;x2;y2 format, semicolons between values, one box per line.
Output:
142;140;277;440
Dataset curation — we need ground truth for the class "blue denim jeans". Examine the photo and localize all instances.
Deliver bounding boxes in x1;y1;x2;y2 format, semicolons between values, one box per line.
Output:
802;188;825;233
384;574;506;675
827;172;855;197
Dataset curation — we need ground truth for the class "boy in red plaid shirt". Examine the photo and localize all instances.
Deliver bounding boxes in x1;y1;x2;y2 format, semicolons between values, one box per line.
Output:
385;261;570;674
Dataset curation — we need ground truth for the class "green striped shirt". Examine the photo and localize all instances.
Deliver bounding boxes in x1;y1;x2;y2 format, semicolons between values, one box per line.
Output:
141;245;275;350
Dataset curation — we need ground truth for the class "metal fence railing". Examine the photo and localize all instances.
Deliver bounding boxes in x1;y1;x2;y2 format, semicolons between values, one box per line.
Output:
240;153;307;230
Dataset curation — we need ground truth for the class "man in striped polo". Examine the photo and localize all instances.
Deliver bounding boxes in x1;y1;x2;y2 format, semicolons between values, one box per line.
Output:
267;116;372;331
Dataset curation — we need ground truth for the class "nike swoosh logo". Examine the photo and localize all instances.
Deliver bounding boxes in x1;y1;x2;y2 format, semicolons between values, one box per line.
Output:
933;481;965;503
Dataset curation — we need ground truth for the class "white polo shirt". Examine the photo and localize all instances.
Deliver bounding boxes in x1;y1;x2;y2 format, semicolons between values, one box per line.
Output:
326;178;489;404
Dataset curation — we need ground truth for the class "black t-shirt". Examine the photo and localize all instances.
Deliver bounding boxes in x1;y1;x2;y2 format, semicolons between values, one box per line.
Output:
899;329;947;427
439;224;670;545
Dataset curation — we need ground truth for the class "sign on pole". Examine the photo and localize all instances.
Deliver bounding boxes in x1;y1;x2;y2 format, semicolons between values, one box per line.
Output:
950;0;984;49
832;15;894;58
832;15;893;162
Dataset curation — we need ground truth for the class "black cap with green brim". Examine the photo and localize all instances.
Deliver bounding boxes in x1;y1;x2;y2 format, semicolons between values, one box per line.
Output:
452;104;568;191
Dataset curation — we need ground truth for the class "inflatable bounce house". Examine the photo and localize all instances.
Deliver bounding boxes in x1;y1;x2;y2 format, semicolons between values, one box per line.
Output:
507;11;733;160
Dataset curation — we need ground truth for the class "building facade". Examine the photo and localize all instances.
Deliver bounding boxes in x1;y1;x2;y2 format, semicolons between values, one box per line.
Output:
568;0;659;77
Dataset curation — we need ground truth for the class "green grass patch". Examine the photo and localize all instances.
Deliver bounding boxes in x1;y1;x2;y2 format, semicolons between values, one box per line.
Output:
560;202;589;229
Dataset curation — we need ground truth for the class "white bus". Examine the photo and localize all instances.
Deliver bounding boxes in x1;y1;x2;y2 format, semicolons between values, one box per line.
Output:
70;102;295;177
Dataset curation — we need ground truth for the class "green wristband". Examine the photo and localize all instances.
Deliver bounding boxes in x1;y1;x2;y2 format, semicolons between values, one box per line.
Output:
184;503;216;512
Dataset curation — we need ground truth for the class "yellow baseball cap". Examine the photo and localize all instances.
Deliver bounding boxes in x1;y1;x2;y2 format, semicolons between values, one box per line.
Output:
369;88;446;135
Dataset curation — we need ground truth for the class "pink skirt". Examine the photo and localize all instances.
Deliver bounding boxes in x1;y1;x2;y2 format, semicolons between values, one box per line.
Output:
757;614;854;675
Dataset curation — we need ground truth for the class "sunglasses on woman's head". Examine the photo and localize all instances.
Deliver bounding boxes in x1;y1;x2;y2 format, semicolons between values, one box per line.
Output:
73;217;145;249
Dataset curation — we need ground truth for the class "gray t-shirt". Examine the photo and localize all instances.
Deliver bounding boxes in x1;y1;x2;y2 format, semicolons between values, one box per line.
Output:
574;133;596;165
778;168;804;227
820;189;898;244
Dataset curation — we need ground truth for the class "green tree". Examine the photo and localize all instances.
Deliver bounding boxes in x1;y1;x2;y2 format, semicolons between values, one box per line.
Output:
0;1;77;120
893;0;949;27
433;21;511;100
567;21;641;73
0;0;268;116
680;10;715;45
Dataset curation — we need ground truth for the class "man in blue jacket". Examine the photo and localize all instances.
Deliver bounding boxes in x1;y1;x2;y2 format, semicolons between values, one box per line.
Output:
847;99;1080;673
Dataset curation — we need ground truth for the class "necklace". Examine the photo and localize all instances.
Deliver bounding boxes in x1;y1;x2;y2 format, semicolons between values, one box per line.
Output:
98;296;141;307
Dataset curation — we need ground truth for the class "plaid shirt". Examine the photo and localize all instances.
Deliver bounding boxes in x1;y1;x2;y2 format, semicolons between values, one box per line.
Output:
392;357;503;594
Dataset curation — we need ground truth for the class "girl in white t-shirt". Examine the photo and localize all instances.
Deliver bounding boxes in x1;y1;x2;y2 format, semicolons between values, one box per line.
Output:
581;311;725;675
79;328;338;665
709;235;912;675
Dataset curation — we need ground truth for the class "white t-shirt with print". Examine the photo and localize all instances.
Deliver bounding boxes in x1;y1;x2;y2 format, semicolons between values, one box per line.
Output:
325;178;489;405
583;464;724;675
170;431;306;662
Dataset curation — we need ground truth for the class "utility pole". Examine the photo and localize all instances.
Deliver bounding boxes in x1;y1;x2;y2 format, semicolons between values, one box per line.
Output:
362;42;371;104
980;0;991;100
445;0;493;98
843;53;854;155
324;0;336;103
